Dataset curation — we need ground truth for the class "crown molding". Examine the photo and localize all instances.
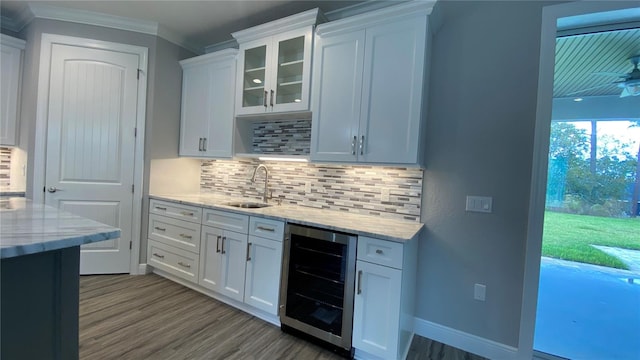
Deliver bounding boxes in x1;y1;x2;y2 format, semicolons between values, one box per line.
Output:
0;4;35;33
232;8;324;44
204;39;239;54
0;33;27;49
156;25;203;55
323;0;400;21
179;48;238;67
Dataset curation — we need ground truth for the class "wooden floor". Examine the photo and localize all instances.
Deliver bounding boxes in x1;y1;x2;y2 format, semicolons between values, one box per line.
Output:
79;274;485;360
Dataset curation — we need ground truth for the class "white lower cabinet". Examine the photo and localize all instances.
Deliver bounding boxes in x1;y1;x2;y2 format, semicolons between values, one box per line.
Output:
244;235;283;314
353;236;418;360
149;199;285;321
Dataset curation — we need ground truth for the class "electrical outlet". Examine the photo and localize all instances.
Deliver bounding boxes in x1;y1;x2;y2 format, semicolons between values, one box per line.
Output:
222;174;229;184
305;181;312;194
474;283;486;301
381;188;390;202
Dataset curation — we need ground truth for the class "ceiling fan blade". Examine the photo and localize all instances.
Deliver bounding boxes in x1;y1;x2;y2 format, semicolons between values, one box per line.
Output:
620;87;631;98
565;83;615;96
592;71;628;78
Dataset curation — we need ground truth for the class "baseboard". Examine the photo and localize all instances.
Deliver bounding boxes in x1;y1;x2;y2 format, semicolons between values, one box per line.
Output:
137;263;150;275
413;317;519;360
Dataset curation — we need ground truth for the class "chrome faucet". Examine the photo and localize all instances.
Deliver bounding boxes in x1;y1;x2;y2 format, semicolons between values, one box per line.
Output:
251;164;270;203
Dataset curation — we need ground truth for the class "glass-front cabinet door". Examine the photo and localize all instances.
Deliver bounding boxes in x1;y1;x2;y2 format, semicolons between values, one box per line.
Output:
235;28;313;115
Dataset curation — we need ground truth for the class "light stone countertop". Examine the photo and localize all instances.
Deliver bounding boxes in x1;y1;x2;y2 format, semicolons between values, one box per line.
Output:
0;198;121;259
150;193;424;243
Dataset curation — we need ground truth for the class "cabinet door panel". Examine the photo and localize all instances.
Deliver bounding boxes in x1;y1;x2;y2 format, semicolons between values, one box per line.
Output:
311;30;365;162
271;28;313;112
218;230;248;302
1;42;23;146
244;236;283;314
204;59;235;157
199;225;223;292
236;39;271;115
179;64;210;156
353;260;401;359
359;17;426;164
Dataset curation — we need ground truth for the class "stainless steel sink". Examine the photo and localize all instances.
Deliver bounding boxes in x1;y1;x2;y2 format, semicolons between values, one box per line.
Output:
226;201;271;209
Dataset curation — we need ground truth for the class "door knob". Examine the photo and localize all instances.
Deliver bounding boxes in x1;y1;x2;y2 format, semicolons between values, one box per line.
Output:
47;186;60;193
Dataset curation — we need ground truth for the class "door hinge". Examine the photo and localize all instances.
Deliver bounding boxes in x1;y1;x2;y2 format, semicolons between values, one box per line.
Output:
131;184;134;193
129;241;132;250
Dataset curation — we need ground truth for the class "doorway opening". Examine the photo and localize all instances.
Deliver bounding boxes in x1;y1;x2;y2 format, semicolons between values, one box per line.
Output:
533;27;640;360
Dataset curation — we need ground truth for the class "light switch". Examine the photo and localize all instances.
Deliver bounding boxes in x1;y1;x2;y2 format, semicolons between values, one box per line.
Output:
474;283;486;301
466;196;493;213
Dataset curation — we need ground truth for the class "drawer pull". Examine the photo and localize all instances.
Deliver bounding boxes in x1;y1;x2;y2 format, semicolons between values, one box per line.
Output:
152;253;165;259
178;262;191;269
375;249;383;255
257;226;275;232
357;270;363;295
155;206;167;211
246;242;252;261
179;233;193;239
221;236;226;254
154;226;166;232
181;211;194;216
216;235;221;253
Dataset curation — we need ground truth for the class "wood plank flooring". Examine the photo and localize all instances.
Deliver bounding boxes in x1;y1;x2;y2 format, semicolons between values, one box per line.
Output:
79;274;485;360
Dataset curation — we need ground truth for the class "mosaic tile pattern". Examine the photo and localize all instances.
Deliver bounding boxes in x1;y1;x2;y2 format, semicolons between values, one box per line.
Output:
201;159;423;222
0;147;11;189
252;119;311;155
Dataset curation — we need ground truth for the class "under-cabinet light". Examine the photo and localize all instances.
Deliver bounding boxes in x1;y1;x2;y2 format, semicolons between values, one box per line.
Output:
258;156;308;162
294;98;301;102
252;78;262;84
573;97;583;102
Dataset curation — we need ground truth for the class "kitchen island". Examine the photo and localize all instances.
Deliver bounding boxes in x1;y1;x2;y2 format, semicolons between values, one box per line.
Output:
0;197;121;360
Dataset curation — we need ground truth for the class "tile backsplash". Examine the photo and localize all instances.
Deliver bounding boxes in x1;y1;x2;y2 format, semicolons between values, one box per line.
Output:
0;147;11;189
201;159;423;222
252;119;311;155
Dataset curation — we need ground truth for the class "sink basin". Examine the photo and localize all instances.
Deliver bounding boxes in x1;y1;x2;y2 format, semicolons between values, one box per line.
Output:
226;201;271;209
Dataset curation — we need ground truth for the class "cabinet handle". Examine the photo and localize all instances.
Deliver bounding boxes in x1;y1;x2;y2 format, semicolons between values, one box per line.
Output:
221;236;226;254
357;270;363;295
155;206;167;211
257;226;275;232
264;91;268;108
202;137;207;152
179;233;192;239
246;242;252;261
351;136;356;155
198;138;203;151
154;226;166;231
375;249;383;255
216;235;221;253
270;89;274;107
152;253;165;259
180;211;194;216
360;135;365;156
178;262;191;268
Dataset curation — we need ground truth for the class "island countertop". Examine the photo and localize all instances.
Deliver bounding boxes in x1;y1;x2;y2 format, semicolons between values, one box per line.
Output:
0;197;121;259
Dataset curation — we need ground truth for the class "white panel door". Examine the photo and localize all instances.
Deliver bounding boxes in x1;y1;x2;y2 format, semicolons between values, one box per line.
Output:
218;230;248;302
359;16;426;164
244;235;283;314
353;260;401;359
199;225;223;292
44;44;140;274
310;30;365;162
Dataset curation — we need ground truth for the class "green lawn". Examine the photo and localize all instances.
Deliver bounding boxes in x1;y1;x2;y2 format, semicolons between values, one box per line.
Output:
542;211;640;270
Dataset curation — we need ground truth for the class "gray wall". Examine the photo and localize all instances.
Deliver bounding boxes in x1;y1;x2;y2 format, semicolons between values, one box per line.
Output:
418;0;553;347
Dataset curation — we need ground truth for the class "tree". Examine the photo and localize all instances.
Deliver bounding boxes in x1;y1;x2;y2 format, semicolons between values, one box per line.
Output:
630;121;640;217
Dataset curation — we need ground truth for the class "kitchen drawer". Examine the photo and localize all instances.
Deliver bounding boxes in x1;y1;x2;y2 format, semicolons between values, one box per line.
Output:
203;209;249;234
249;217;284;241
357;236;403;269
148;240;199;283
148;214;201;254
149;199;202;224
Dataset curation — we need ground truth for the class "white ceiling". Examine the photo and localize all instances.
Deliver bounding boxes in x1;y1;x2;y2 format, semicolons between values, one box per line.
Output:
0;0;374;50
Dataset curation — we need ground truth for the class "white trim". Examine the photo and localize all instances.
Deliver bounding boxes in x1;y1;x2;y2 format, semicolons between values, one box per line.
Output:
324;0;398;22
231;8;324;44
179;48;238;68
413;317;518;360
137;264;150;275
523;2;640;360
33;34;148;276
0;34;26;49
203;39;239;54
0;5;34;33
29;3;158;35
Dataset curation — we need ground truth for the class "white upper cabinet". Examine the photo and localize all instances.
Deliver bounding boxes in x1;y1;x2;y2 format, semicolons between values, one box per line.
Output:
232;9;322;116
179;49;237;158
311;2;432;165
1;34;26;146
